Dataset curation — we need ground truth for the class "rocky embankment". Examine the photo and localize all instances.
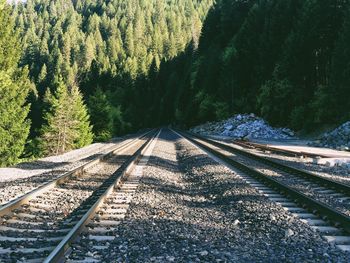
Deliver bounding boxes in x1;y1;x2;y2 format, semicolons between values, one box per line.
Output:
190;114;295;140
310;122;350;151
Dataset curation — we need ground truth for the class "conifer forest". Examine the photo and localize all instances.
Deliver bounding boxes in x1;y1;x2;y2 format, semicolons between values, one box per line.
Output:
1;0;350;166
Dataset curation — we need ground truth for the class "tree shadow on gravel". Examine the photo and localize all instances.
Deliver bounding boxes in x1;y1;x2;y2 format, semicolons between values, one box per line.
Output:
79;153;105;162
140;175;191;196
140;150;271;213
14;160;71;170
145;156;179;173
141;170;270;213
0;170;68;188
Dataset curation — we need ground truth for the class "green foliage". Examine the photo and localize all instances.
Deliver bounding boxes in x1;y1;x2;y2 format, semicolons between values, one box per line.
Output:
309;85;335;125
71;85;94;148
13;0;214;139
0;0;32;166
214;101;230;120
258;79;294;127
88;88;115;142
196;91;216;122
39;78;93;155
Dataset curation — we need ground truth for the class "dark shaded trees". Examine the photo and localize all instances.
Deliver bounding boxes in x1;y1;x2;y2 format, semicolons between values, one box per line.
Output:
264;0;347;129
142;0;350;131
325;4;350;123
88;88;116;141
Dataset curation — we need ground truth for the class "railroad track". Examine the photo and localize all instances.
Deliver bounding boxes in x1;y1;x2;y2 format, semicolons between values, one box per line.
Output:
0;131;148;208
64;130;160;262
232;140;330;159
0;130;158;262
178;130;350;252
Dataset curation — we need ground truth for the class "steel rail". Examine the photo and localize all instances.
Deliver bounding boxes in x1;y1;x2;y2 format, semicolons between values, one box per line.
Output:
44;130;158;263
0;130;154;217
233;140;330;158
179;131;350;234
188;132;350;196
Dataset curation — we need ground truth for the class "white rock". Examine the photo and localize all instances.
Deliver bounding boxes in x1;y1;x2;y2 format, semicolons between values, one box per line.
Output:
166;256;176;261
233;219;240;226
285;229;294;238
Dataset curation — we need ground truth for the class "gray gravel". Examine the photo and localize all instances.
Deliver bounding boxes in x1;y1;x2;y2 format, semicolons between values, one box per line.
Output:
101;129;350;262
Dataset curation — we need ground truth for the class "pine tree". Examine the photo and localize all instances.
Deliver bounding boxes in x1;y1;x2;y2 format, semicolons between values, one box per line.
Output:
0;0;32;166
40;77;93;155
125;23;135;57
38;64;47;85
71;84;93;147
88;88;114;141
40;79;75;155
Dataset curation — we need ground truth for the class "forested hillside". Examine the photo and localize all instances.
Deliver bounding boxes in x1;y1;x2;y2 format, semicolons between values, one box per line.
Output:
14;0;213;134
5;0;213;164
149;0;350;130
1;0;350;165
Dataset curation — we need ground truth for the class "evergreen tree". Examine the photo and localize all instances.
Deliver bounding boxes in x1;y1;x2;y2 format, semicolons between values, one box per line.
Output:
140;0;350;130
88;88;114;141
40;77;93;155
71;84;93;148
0;0;32;166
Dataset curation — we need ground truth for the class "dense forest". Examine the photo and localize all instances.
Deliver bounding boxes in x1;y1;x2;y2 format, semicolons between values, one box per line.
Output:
152;0;350;130
1;0;350;166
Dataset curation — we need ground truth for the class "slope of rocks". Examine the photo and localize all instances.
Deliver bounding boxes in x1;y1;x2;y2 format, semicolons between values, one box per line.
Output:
310;121;350;151
190;114;295;140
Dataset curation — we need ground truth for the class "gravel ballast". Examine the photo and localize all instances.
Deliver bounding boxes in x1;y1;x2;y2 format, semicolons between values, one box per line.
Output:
102;129;350;262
